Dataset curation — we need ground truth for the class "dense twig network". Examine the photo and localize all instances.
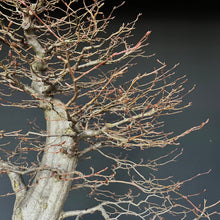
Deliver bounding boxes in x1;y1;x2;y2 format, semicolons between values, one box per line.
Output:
0;1;219;219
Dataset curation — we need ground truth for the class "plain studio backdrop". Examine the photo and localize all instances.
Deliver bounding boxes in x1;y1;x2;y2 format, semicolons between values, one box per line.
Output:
0;1;219;219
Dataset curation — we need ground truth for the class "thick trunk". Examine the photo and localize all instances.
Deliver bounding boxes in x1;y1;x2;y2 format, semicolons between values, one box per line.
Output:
10;10;79;220
12;100;78;220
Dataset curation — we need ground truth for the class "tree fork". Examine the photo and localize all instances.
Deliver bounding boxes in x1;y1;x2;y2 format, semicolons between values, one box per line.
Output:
10;8;80;218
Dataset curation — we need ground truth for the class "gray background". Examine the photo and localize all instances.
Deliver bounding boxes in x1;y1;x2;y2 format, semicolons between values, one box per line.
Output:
0;1;219;219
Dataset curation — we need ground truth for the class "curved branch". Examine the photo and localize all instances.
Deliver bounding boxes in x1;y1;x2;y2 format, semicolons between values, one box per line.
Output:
0;160;27;209
59;203;110;220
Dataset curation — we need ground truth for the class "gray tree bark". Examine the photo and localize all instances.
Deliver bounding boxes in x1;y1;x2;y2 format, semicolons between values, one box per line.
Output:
10;14;78;218
12;100;78;220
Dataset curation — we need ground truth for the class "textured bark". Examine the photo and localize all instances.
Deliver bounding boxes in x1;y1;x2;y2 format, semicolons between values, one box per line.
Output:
12;100;78;220
9;8;79;219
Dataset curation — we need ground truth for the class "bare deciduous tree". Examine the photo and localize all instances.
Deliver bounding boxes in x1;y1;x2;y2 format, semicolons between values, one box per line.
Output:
0;1;219;219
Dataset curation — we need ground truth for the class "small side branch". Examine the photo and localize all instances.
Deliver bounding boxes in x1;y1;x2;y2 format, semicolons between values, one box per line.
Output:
0;160;27;197
59;203;110;220
78;142;103;158
7;172;27;197
0;159;27;211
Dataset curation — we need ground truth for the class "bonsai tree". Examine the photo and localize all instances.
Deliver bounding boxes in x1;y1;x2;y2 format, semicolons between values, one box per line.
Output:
0;0;219;219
